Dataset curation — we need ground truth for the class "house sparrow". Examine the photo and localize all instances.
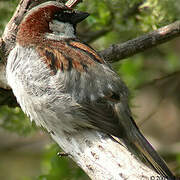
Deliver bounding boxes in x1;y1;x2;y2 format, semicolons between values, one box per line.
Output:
6;1;175;179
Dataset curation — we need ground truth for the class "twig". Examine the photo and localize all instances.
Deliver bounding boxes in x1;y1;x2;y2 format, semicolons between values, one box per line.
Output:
65;0;83;8
78;29;111;43
1;0;32;59
138;98;163;127
99;21;180;62
137;71;180;89
122;0;145;20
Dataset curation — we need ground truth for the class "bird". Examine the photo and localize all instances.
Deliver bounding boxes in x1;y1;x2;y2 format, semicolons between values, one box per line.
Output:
6;1;175;179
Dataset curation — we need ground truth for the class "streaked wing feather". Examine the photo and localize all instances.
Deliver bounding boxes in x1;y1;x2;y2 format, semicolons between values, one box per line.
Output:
78;101;125;137
36;38;128;135
36;39;102;74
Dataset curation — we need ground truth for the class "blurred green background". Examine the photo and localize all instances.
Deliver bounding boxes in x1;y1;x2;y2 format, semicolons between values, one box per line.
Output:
0;0;180;179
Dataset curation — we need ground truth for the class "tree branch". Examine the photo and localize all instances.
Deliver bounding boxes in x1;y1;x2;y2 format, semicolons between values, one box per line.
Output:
99;21;180;62
52;130;159;180
1;0;32;59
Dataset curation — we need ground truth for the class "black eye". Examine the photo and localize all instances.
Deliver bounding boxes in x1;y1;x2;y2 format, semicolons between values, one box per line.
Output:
54;11;75;23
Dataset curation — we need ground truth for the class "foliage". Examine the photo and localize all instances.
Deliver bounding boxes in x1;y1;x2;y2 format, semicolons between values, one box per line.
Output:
38;144;89;180
0;0;180;179
0;106;35;135
78;0;180;44
0;0;19;35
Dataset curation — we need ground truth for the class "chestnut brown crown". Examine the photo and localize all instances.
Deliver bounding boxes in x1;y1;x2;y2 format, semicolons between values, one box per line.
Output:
16;1;89;46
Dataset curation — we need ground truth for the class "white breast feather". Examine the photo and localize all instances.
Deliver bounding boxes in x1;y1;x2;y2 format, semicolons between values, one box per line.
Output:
6;44;81;135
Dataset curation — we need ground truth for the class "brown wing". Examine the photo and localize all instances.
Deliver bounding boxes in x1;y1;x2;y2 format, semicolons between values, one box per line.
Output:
36;39;105;74
36;38;129;136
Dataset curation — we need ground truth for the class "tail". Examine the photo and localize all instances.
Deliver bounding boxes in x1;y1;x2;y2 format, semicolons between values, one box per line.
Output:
122;117;175;180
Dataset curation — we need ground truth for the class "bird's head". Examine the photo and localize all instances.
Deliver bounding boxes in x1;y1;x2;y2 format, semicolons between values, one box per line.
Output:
16;1;89;46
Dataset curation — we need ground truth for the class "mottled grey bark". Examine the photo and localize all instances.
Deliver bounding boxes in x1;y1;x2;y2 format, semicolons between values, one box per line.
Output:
52;130;159;180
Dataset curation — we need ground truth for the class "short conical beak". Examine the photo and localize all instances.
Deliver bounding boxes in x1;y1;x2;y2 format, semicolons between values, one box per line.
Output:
72;11;89;24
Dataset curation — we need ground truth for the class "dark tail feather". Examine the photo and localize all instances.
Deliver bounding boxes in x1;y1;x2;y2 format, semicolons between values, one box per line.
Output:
123;119;175;180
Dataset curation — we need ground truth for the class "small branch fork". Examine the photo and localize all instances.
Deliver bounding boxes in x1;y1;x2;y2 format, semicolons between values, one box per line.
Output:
65;0;82;8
